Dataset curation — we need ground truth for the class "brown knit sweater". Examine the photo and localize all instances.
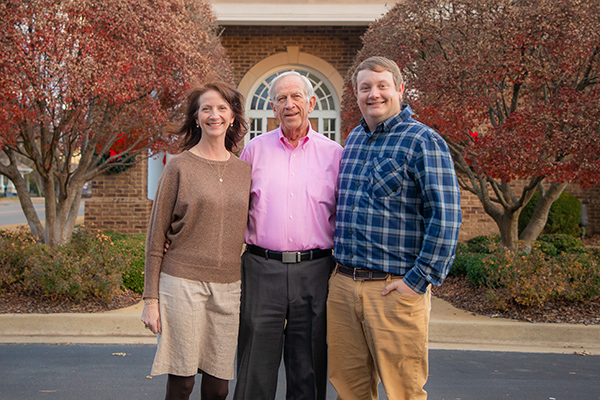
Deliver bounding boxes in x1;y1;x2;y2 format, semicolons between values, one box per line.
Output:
142;150;251;299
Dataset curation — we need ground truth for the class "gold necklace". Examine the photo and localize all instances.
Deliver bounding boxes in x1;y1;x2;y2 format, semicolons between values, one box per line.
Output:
195;148;228;183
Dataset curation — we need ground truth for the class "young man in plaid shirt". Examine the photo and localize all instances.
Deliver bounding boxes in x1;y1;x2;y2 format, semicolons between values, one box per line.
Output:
328;56;462;400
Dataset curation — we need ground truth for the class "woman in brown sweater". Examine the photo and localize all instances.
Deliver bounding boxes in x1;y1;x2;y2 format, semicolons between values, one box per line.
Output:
141;81;251;400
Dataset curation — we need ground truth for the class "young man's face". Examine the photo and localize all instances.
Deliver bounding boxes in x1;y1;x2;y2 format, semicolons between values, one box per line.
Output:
355;69;404;132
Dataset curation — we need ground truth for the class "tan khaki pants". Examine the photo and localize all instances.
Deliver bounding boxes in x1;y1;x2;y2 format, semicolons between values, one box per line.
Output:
327;270;431;400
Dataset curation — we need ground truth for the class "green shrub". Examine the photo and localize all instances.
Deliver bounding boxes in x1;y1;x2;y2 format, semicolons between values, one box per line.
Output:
536;234;584;255
25;228;125;301
534;241;558;257
1;227;126;301
466;235;500;254
448;243;469;277
449;243;490;285
105;231;146;294
0;229;42;292
444;231;599;310
482;248;559;307
556;252;600;302
466;253;491;287
480;246;600;308
519;192;581;236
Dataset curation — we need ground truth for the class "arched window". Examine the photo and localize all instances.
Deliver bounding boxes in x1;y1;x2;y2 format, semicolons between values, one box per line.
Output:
246;67;340;143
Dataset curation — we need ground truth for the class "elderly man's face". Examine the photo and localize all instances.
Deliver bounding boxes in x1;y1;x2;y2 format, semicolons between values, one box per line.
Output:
271;75;316;136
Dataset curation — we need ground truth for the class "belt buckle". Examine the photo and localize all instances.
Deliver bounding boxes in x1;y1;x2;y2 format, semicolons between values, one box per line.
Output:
282;251;301;263
352;268;373;281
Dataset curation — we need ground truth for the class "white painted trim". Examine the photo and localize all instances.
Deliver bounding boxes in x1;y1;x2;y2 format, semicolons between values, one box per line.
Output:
212;3;392;25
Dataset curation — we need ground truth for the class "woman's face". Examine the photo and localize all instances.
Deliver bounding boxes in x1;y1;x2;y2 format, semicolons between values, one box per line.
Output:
196;90;235;140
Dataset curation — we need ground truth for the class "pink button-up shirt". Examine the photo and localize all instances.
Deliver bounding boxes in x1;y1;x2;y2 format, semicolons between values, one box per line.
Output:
240;127;343;251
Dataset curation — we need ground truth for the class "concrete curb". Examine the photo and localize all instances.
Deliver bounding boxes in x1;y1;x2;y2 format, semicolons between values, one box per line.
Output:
429;319;600;354
0;313;155;345
0;302;155;345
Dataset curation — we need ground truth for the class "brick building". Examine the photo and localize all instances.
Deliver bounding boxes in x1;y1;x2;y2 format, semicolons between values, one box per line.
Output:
86;0;599;240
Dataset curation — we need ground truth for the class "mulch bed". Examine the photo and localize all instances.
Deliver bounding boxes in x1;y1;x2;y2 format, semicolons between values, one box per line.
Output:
0;289;141;314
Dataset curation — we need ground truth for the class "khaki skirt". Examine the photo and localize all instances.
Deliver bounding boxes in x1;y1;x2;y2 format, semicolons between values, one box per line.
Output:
151;272;241;380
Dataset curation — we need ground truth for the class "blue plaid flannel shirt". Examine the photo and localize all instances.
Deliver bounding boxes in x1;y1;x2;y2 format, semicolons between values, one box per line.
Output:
334;105;462;294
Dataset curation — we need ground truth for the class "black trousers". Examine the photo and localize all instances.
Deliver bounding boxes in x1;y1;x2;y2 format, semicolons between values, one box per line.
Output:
233;251;333;400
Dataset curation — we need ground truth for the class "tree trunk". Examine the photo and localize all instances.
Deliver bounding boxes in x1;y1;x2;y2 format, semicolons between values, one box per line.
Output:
459;169;553;253
519;182;568;252
41;176;59;247
40;176;86;247
0;154;44;240
497;209;521;251
10;172;44;240
58;184;85;244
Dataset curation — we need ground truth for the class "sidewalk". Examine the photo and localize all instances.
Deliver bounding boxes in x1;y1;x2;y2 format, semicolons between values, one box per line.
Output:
1;297;598;354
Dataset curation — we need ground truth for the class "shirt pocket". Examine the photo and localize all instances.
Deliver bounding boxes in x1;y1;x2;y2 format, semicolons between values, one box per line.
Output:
369;157;405;198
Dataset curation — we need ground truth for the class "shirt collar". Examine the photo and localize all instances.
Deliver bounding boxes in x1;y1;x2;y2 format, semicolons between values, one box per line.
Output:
277;125;315;149
359;104;413;137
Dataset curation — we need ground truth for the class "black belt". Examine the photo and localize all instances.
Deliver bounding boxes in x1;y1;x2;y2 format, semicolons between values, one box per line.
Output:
336;264;403;281
246;244;332;264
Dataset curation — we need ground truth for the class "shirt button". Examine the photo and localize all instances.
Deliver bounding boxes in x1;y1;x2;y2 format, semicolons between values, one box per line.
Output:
291;172;295;176
289;238;293;243
290;193;294;197
289;215;293;219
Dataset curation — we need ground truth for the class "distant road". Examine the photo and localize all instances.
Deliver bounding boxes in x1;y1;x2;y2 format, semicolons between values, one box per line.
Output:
0;198;85;227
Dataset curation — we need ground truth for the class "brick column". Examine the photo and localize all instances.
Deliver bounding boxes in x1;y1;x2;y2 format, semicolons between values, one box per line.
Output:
84;158;152;234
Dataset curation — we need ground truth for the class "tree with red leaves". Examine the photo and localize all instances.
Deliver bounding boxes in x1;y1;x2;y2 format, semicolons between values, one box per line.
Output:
0;0;232;246
343;0;600;250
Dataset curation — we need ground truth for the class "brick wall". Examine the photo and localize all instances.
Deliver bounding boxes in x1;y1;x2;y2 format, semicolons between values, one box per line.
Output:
458;190;498;241
221;25;366;83
84;158;152;234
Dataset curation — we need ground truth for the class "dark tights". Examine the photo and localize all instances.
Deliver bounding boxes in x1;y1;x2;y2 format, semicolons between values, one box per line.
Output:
165;373;229;400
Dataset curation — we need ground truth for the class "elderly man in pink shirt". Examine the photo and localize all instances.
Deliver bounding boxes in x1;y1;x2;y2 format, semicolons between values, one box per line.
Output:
233;71;343;400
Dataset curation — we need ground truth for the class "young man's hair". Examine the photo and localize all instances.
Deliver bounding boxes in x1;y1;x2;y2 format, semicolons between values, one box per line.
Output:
352;56;404;91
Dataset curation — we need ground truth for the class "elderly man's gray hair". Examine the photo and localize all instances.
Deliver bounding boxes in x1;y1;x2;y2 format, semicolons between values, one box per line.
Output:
268;71;315;103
